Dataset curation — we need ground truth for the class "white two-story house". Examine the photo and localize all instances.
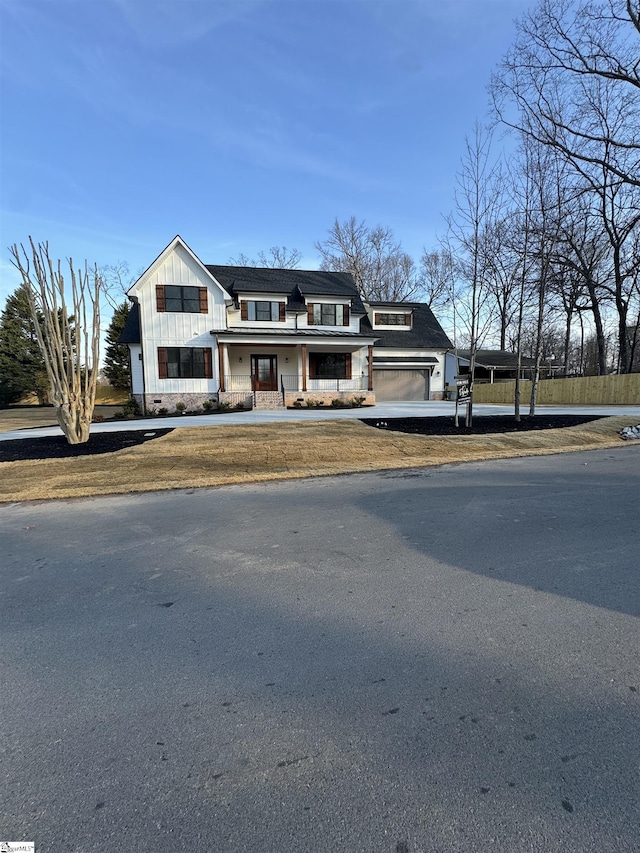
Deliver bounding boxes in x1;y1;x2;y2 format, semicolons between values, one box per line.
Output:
120;236;452;411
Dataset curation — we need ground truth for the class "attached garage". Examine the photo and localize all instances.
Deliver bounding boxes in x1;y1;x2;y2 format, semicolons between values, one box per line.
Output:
373;368;431;401
367;303;451;401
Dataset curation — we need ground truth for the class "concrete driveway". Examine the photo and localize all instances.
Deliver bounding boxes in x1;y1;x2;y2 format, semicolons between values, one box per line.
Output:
1;447;638;852
2;400;639;441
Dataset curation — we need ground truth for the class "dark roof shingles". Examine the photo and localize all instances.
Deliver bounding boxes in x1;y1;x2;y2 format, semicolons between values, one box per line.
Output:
368;303;452;349
205;265;366;314
118;301;141;344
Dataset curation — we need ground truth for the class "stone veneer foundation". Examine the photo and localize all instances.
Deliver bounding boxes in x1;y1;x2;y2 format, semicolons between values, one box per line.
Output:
136;393;221;414
284;391;375;408
134;390;378;412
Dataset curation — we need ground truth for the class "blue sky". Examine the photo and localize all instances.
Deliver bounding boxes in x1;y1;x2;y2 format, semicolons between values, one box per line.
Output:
0;0;531;308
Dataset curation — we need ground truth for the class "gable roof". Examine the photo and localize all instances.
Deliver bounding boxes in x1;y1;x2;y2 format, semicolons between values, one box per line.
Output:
366;303;452;349
205;265;366;314
127;235;230;300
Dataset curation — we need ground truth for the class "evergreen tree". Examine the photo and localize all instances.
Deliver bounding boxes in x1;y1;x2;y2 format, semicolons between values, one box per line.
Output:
103;301;131;390
0;285;48;407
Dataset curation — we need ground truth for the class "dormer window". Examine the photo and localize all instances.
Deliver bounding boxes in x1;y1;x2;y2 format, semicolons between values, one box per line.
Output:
307;303;350;326
240;300;286;322
374;312;411;327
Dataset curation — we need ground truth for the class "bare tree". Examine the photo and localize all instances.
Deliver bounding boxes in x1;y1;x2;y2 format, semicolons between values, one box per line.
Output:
315;216;418;301
484;215;524;350
228;246;302;269
522;144;570;414
492;0;640;189
447;124;505;425
99;260;135;310
10;238;101;445
416;249;454;313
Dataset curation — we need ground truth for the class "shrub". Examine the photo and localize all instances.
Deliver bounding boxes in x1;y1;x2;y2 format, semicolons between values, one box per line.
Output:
331;398;347;408
202;399;215;412
217;401;232;413
175;401;187;413
233;402;246;411
121;396;141;418
158;407;168;416
92;413;105;423
350;395;366;407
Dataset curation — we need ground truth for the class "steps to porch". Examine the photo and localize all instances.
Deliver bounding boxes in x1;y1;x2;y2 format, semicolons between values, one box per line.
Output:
253;390;285;410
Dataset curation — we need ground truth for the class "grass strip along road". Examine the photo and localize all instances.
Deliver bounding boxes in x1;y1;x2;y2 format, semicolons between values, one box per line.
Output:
0;415;636;503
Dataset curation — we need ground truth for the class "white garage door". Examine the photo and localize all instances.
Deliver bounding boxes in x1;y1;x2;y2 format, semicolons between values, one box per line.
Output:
373;369;430;401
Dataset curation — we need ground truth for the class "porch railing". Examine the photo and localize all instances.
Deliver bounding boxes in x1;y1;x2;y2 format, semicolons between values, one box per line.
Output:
223;374;368;393
223;374;253;392
280;374;368;392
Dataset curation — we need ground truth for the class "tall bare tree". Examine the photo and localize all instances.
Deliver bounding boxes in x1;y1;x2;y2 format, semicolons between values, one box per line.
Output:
416;249;455;313
492;0;640;189
10;239;101;445
315;216;418;301
447;124;505;425
524;145;568;414
228;246;302;269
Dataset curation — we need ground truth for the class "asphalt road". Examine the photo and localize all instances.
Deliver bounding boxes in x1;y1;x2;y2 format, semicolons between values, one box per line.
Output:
1;447;639;853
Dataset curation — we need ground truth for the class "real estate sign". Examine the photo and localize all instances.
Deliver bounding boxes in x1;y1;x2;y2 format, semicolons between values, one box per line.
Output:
456;377;472;404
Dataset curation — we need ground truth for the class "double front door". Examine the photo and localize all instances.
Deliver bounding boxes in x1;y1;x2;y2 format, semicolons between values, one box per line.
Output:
251;355;278;391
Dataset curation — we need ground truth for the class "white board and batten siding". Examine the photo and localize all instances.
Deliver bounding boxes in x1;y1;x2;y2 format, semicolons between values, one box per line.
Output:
129;344;144;395
135;243;227;395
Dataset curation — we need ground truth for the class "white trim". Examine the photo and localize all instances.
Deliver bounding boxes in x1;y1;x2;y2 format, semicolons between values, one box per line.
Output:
127;235;232;303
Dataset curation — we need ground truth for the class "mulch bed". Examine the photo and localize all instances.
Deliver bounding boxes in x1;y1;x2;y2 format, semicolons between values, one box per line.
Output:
0;415;607;463
359;414;604;436
0;429;175;463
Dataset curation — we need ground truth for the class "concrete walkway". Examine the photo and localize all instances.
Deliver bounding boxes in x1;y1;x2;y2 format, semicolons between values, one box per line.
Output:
1;401;639;442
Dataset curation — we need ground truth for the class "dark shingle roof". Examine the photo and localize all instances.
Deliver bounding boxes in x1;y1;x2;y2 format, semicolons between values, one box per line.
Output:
118;301;141;344
457;349;536;368
366;303;452;349
205;266;366;314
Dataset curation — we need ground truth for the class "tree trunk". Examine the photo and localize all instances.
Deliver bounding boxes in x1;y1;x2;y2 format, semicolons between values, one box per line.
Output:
55;400;92;444
563;313;572;377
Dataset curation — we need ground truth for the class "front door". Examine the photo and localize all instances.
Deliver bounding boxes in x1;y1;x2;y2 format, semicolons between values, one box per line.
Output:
251;355;278;391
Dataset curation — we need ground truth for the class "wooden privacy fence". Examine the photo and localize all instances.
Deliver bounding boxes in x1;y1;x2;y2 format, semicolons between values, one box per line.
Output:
472;374;640;405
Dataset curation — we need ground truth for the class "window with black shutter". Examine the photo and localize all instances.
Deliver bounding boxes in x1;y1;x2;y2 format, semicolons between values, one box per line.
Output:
308;353;351;379
159;347;213;379
242;300;284;321
156;285;207;313
308;304;348;326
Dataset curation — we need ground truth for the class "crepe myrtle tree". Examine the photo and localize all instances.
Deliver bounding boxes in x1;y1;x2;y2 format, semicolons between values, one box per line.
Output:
10;238;101;444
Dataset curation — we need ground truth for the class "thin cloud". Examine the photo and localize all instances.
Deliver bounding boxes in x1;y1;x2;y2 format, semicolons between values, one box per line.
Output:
112;0;264;46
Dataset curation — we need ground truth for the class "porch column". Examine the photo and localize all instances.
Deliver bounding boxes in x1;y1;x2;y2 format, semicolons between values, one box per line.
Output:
301;344;307;392
368;345;373;391
218;343;226;392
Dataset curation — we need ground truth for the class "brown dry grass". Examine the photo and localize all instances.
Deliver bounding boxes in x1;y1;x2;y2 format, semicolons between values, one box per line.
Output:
0;405;123;432
0;416;636;503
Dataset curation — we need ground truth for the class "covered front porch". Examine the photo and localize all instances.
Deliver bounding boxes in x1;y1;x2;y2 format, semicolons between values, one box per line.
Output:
214;333;375;408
